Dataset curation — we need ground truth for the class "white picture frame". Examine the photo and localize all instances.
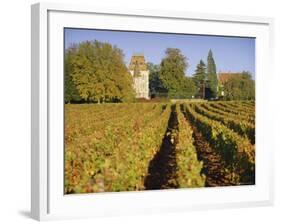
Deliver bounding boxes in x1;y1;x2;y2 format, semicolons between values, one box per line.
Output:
31;2;274;221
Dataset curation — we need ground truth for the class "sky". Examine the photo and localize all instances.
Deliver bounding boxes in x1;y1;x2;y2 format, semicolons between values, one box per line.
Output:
64;28;255;78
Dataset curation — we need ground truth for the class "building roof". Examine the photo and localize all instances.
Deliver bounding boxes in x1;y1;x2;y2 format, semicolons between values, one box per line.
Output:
128;54;147;71
218;72;241;85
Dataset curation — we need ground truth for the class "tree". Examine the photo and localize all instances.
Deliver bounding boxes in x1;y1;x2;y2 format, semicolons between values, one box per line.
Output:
159;48;190;98
64;44;82;103
207;49;218;98
193;59;207;90
178;77;197;99
147;62;167;98
223;71;255;100
69;40;135;103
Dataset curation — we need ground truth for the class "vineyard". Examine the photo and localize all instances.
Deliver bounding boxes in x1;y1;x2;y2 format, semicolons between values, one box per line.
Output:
64;101;255;194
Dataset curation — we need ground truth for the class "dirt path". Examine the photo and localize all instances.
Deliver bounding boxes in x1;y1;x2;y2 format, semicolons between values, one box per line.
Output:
144;105;179;190
191;125;235;187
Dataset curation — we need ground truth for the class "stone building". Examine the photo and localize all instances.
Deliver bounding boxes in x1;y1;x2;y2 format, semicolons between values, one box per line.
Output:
128;54;150;99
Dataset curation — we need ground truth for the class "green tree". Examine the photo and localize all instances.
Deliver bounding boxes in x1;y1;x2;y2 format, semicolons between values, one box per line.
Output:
193;59;207;89
147;62;167;98
159;48;189;98
64;44;82;103
178;77;197;99
223;71;255;100
69;40;135;103
207;49;218;98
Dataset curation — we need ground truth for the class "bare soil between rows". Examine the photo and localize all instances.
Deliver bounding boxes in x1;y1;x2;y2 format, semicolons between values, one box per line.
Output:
144;104;179;190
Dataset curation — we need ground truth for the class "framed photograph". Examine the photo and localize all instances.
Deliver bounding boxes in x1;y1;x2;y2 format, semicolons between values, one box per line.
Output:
31;2;274;221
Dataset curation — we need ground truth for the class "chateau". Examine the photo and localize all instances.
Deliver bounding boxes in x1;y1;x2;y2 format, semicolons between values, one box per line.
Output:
128;54;150;99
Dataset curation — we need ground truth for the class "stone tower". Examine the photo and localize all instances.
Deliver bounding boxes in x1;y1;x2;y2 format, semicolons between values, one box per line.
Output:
129;54;150;99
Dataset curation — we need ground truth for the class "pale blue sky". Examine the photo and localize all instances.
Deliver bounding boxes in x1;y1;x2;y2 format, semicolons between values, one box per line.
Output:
64;28;255;78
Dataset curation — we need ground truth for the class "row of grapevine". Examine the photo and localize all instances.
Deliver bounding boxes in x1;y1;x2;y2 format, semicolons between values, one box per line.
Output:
65;104;154;193
182;103;255;185
226;101;255;112
219;102;255;115
64;103;171;193
241;101;255;107
65;103;154;143
209;102;255;122
193;103;255;144
215;102;255;117
201;103;254;124
175;104;205;187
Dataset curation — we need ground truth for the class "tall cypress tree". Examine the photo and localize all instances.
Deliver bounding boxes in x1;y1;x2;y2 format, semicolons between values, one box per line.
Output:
207;49;218;98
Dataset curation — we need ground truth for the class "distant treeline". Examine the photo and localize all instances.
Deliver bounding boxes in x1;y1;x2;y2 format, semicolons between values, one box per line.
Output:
65;40;255;103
